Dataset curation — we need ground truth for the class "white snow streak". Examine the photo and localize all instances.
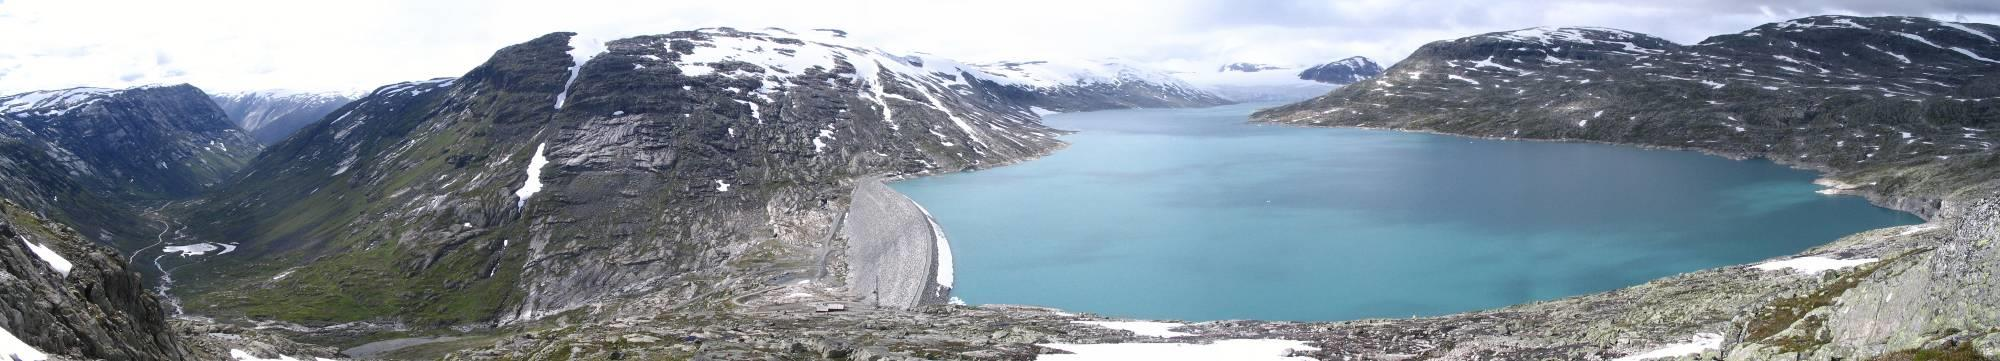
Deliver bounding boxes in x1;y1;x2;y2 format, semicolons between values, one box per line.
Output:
514;143;549;208
554;35;609;109
18;235;71;277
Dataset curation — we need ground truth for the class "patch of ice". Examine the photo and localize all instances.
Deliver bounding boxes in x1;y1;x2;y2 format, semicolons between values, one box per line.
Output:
0;326;49;361
1751;257;1878;275
1612;333;1722;361
1074;321;1191;338
514;143;549;208
19;236;71;277
1037;339;1317;361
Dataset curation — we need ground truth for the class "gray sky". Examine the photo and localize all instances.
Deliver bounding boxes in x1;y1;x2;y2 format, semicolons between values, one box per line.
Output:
2;0;1997;94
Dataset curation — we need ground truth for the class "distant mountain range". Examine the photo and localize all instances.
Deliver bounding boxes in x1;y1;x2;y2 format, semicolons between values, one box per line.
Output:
210;91;354;145
1180;56;1384;102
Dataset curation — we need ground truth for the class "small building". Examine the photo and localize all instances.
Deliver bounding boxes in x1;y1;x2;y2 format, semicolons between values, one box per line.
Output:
814;303;847;312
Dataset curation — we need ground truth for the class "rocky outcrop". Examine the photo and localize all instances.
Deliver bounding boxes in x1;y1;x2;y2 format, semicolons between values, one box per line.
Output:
211;91;354;145
0;199;191;360
837;177;950;308
1295;56;1382;84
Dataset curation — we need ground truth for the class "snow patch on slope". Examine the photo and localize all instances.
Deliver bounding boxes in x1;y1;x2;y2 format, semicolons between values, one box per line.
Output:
1750;256;1878;275
555;34;609;109
1612;333;1722;361
514;143;550;208
18;235;71;277
0;326;48;361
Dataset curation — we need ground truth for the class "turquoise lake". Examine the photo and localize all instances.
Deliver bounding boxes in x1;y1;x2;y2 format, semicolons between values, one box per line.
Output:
891;102;1923;322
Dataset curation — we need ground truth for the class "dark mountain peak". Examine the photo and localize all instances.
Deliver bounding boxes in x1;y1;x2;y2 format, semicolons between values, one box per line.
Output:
1219;62;1285;73
1298;56;1383;84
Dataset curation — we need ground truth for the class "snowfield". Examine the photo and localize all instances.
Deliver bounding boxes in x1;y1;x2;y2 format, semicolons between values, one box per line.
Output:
1037;339;1318;361
1073;321;1192;338
1750;256;1879;275
1612;333;1722;361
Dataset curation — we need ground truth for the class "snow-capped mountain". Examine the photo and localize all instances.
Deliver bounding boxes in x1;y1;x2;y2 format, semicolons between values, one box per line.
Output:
1296;56;1384;84
210;90;354;144
181;27;1074;325
974;59;1232;112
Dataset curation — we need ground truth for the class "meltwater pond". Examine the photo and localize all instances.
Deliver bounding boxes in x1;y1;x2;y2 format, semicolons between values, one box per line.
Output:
891;102;1922;322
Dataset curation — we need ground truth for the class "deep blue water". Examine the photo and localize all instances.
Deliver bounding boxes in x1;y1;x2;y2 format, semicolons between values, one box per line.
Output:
891;102;1922;322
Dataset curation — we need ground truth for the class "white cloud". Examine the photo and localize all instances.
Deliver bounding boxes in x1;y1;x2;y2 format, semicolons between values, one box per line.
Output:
0;0;1995;94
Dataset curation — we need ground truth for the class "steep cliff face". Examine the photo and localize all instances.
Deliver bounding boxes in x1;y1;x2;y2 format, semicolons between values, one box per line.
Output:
0;85;262;252
211;91;355;145
178;28;1065;326
0;199;191;361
